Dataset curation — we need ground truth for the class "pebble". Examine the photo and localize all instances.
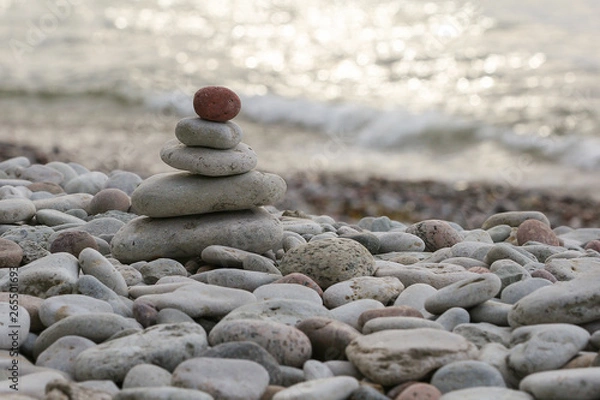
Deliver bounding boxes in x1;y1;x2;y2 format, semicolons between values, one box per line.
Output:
202;244;264;268
175;117;243;149
134;282;256;319
131;171;286;218
303;359;334;380
34;335;96;377
74;322;208;383
15;164;64;184
35;208;86;227
486;224;513;242
345;328;478;386
79;248;129;297
392;283;438;318
405;220;462;251
357;305;423;329
254;283;323;305
508;270;600;326
0;198;36;223
519;367;600;400
330;299;385;330
424;273;502;315
77;275;133;317
272;376;359;400
373;232;425;253
349;385;389;400
33;192;93;213
139;258;187;284
395;383;442;400
0;252;79;298
279;238;375;289
544;257;600;280
64;171;108;194
362;316;445;334
453;322;511;348
122;363;172;388
172;357;269;400
111;208;283;263
434;307;470;331
468;299;511;326
199;340;283;385
273;273;323;297
193;86;242;122
115;387;214;400
161;139;257;176
507;323;589;378
209;319;312;367
430;360;505;393
517;219;560;246
0;237;23;267
500;277;553;304
489;259;530;290
340;232;380;254
481;211;551;230
323;276;404;308
193;269;281;291
49;230;99;256
88;188;131;214
104;171;143;196
295;317;361;361
377;261;480;290
38;294;113;327
439;387;533;400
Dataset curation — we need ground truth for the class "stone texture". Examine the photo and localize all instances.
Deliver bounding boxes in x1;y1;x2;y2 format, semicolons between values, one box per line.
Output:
35;335;96;377
482;211;551;230
39;294;113;327
111;208;283;263
0;198;36;223
519;368;600;400
172;357;269;400
424;274;502;315
430;360;505;393
345;328;478;386
193;86;242;122
161;139;257;176
0;237;23;267
323;276;404;309
278;238;375;289
405;220;462;252
49;230;99;256
74;322;208;383
175;117;242;149
272;376;359;400
122;363;172;388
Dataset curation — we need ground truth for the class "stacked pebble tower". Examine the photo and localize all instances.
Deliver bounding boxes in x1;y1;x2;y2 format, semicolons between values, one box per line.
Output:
111;86;287;263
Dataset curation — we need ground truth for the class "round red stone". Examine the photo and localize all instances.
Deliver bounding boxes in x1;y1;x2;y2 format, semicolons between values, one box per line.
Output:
193;86;241;122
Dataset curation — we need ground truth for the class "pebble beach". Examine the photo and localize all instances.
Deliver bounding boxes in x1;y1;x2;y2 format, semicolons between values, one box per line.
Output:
1;87;600;400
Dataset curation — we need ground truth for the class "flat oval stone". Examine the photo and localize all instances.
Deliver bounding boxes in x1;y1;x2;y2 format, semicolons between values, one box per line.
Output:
104;171;143;196
272;376;359;400
424;274;502;315
139;258;187;284
201;244;268;268
131;171;286;218
74;322;207;383
346;328;478;386
469;300;511;326
217;298;333;326
161;139;257;176
278;238;375;289
15;164;63;184
374;232;425;253
88;188;131;214
193;86;241;122
0;198;36;223
122;363;172;388
35;335;96;377
376;261;480;290
362;316;444;334
482;211;551;230
519;368;600;399
35;209;86;226
39;294;113;327
508;270;600;326
453;323;511;349
173;357;268;400
33;193;93;213
254;283;323;305
435;307;470;331
295;317;361;361
115;387;213;400
175;117;242;148
209;319;311;367
303;359;334;380
111;208;283;263
507;323;589;378
79;248;128;297
357;305;423;329
0;237;23;267
192;269;280;292
323;276;404;309
199;341;283;386
329;299;385;330
393;282;438;318
135;282;256;319
500;278;553;304
440;387;533;400
405;220;462;252
49;230;99;256
0;252;79;298
430;360;505;393
33;312;141;358
76;275;132;318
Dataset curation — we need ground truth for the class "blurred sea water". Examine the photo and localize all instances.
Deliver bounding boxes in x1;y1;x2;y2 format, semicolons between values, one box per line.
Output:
0;0;599;193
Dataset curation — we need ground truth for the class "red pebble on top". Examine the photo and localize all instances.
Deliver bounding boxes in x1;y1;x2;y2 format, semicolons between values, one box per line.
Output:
193;86;241;122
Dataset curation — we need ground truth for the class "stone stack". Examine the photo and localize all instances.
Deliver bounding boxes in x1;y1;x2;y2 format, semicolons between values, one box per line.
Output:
111;86;286;263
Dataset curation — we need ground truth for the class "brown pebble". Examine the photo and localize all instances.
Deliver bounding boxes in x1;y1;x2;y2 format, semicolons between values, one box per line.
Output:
0;238;23;268
88;188;131;214
0;292;44;333
516;219;560;246
193;86;241;122
357;305;423;329
132;300;158;328
395;383;442;400
468;266;491;274
273;272;324;297
27;181;65;194
530;268;558;283
49;231;99;257
585;240;600;252
405;220;462;251
562;352;597;369
387;381;420;399
295;317;361;361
